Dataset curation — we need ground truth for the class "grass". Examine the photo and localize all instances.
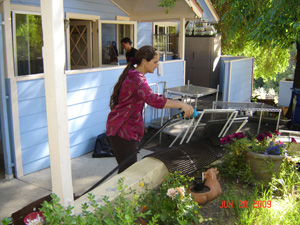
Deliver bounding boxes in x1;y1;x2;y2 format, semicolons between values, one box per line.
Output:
199;158;300;225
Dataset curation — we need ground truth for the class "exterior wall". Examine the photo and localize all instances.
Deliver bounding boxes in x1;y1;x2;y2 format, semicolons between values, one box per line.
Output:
6;61;184;175
137;22;153;48
5;0;184;176
11;0;127;19
220;56;254;102
64;0;127;19
8;78;47;175
10;0;40;7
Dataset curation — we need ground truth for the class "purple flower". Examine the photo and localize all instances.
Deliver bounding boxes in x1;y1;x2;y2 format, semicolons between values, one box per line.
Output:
256;134;265;141
220;135;231;144
265;133;272;139
232;132;245;139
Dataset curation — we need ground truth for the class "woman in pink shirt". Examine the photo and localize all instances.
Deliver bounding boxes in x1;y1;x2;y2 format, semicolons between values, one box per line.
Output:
106;45;193;173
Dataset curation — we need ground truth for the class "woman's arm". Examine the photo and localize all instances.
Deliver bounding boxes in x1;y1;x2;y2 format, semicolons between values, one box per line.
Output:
164;99;194;118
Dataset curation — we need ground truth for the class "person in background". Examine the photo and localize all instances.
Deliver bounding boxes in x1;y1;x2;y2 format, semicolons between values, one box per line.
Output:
106;45;194;173
121;37;138;63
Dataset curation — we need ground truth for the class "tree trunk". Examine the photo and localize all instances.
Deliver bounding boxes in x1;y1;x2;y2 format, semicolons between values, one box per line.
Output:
285;41;300;119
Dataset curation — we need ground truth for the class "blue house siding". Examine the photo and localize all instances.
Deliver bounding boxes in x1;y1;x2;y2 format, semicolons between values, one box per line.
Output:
8;61;184;175
11;0;127;20
11;0;40;7
137;23;153;48
64;0;126;19
15;79;47;175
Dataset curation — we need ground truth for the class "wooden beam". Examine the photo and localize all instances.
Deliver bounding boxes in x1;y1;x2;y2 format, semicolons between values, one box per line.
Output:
40;0;74;207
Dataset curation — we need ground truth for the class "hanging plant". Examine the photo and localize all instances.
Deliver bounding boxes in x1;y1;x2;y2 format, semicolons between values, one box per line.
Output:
158;0;178;14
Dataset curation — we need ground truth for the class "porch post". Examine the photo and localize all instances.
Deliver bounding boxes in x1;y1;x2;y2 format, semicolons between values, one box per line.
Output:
178;17;186;60
40;0;74;207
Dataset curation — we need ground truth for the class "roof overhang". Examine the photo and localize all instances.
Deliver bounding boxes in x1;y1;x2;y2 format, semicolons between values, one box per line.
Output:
110;0;203;22
199;0;219;23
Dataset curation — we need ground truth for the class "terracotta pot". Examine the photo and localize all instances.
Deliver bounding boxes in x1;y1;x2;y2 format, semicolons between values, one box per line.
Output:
245;151;285;185
24;211;45;225
189;168;222;205
189;186;211;205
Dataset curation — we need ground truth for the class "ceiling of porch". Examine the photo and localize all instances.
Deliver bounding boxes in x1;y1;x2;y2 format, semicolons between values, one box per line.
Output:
110;0;204;22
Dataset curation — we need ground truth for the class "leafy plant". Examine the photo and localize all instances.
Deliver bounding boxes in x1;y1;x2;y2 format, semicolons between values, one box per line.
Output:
158;0;178;14
1;217;12;225
211;0;299;85
270;158;300;198
39;178;148;224
10;174;207;225
138;171;203;224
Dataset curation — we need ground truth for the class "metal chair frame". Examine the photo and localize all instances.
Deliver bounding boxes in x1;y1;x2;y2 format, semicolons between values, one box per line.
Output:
168;109;248;147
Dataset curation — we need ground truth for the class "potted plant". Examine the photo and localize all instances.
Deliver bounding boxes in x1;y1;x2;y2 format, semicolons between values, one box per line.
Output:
218;132;255;185
138;171;204;224
24;211;45;225
220;131;297;185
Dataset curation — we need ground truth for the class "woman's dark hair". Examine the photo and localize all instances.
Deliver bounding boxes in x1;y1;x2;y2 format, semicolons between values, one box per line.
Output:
109;45;158;109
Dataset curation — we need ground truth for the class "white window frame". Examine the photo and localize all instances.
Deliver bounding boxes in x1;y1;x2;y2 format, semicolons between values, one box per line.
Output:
99;20;137;66
65;13;100;70
11;10;43;77
116;16;133;60
153;22;178;54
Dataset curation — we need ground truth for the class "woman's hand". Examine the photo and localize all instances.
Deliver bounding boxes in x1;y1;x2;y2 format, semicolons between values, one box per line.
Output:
164;99;194;118
181;103;194;118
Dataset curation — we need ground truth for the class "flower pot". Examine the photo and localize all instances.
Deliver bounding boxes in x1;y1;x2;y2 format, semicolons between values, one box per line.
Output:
189;185;211;205
188;168;222;205
245;151;285;185
24;211;45;225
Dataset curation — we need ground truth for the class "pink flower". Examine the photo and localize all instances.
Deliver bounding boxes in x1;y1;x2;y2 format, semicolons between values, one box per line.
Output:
176;186;185;197
167;188;178;199
276;140;283;145
291;137;297;144
274;130;280;135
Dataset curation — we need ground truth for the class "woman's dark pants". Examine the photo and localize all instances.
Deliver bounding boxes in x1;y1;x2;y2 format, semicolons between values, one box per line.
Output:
109;135;138;173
